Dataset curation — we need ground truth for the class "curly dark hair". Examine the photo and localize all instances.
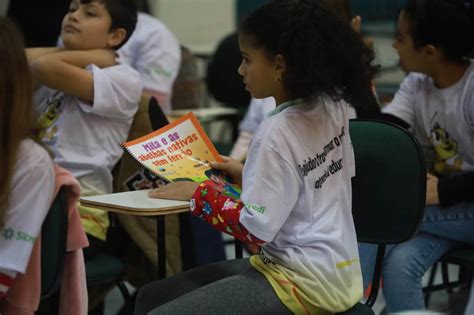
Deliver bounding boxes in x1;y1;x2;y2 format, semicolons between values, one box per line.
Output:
238;0;378;112
402;0;474;62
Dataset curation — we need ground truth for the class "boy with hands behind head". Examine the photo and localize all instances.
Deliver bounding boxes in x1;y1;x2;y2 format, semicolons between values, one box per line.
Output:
26;0;142;252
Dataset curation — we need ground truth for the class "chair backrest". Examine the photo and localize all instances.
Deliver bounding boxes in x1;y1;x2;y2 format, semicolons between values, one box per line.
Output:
148;96;169;130
40;187;68;299
113;94;169;192
350;119;426;245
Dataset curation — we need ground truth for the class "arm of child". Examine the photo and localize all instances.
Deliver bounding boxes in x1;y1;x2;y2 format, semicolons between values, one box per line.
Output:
229;131;253;163
191;181;266;246
29;49;117;102
0;268;17;300
210;157;244;186
25;47;63;63
148;180;265;246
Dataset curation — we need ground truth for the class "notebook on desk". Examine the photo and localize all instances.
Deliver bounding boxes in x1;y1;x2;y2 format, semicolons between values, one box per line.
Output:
80;190;190;216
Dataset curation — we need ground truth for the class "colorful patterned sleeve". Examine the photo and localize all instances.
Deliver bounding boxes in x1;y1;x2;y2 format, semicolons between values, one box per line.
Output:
190;180;266;246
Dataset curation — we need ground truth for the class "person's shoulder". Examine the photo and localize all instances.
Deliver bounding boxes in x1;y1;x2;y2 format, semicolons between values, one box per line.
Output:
97;63;140;79
17;138;53;171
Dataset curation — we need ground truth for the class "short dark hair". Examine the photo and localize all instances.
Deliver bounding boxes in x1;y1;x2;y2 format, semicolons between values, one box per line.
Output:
81;0;137;49
239;0;378;113
402;0;474;62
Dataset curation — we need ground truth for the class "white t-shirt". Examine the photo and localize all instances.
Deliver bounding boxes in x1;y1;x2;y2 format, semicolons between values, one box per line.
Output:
240;98;361;303
0;139;55;274
34;64;142;195
383;63;474;174
239;97;276;133
118;12;181;113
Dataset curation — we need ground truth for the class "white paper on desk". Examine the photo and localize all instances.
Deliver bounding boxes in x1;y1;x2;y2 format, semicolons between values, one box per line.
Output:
80;190;189;212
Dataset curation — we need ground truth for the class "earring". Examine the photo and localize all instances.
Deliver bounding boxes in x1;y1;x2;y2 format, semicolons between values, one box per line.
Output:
276;76;282;82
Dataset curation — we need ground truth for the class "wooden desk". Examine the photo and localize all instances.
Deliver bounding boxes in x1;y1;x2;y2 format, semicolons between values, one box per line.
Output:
80;190;189;279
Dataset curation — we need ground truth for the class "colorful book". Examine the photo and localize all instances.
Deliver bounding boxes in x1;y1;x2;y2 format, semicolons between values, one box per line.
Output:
122;112;241;197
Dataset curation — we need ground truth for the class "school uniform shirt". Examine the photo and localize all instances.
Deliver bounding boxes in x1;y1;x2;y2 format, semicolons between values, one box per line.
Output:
241;98;362;313
118;12;181;114
382;62;474;174
0;139;55;274
33;64;142;241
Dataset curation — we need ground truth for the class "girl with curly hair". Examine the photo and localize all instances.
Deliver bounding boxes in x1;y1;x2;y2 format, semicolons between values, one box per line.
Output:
139;0;378;313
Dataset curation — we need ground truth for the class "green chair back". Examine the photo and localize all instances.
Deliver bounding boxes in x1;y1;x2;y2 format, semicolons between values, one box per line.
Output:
41;187;68;299
350;119;426;244
342;119;426;311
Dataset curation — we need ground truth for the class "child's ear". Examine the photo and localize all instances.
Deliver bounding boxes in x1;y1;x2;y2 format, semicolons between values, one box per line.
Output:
425;44;438;58
274;54;286;78
107;28;127;48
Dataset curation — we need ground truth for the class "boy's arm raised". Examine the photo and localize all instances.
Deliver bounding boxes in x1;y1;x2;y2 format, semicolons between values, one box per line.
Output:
29;49;117;103
25;47;63;62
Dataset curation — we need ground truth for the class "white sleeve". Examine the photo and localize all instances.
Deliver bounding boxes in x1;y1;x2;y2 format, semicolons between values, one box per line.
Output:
239;97;275;133
132;30;181;95
382;73;420;127
78;64;142;120
239;142;300;242
0;150;55;274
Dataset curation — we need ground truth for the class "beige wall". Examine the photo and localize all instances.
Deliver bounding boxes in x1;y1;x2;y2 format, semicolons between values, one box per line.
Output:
148;0;235;55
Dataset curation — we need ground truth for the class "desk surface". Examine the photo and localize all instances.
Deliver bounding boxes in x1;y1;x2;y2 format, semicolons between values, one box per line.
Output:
80;190;189;216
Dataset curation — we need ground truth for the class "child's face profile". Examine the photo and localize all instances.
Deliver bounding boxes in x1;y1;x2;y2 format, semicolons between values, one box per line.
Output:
238;35;283;101
61;0;122;50
392;11;429;74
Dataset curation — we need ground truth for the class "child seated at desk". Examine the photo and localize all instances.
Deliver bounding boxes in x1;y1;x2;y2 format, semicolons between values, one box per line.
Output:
26;0;142;255
140;0;378;313
359;0;474;312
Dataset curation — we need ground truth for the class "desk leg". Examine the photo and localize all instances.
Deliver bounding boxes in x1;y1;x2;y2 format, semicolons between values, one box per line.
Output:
234;238;243;259
156;216;166;279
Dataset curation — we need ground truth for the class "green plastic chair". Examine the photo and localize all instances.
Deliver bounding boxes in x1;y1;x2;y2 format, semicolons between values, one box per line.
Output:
339;119;426;314
40;186;131;311
41;187;68;300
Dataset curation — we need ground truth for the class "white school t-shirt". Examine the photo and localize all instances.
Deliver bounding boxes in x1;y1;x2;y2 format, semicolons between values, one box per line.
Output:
382;63;474;174
33;64;142;195
240;98;362;308
118;12;181;113
0;139;55;274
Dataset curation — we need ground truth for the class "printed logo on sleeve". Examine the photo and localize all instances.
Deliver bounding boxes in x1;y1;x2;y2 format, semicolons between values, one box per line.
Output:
244;202;266;214
1;227;36;244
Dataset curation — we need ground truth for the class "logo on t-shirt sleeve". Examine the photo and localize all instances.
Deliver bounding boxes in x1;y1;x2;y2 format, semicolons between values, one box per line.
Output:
244;202;266;214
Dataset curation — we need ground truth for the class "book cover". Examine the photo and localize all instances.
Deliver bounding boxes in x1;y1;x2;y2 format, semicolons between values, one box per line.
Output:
122;112;241;197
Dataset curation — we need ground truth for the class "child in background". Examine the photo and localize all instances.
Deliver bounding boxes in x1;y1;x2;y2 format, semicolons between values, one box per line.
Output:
0;17;55;301
118;11;181;113
26;0;142;256
359;0;474;312
139;0;378;313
